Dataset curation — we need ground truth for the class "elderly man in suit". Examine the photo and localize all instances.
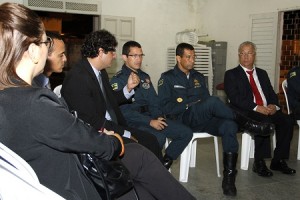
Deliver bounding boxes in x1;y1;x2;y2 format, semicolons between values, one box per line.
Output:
224;41;296;177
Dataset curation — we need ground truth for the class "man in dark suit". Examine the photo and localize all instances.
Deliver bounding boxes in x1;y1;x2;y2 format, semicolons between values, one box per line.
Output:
224;41;296;177
61;30;162;160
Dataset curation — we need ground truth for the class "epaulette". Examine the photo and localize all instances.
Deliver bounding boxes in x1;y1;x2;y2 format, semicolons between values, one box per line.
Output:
113;70;123;77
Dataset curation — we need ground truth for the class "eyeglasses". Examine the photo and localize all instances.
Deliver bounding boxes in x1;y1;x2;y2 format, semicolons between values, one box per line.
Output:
39;36;53;50
239;52;255;57
127;54;145;59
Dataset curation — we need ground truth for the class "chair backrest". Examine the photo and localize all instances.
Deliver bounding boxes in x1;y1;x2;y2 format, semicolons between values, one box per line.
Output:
0;142;65;200
282;79;291;114
53;85;62;98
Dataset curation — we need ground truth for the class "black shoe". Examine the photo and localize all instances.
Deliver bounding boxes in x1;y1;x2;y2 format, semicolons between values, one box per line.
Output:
244;121;275;137
163;156;173;169
253;160;273;177
233;110;274;136
270;159;296;174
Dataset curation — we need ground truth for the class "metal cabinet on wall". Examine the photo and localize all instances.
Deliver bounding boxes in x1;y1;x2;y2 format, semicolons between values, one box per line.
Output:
200;41;227;95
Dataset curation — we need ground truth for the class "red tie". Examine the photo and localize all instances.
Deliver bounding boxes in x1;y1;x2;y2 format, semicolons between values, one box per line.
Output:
246;70;263;106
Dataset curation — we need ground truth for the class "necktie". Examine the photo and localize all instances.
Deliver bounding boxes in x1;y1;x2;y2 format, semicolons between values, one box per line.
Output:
97;72;118;123
246;70;263;106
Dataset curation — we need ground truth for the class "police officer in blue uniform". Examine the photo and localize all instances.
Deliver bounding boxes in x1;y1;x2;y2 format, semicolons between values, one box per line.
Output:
110;41;193;169
157;43;274;196
158;43;238;196
287;64;300;120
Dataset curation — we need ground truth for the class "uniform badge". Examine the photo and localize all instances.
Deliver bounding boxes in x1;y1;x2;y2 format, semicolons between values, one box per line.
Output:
194;79;200;87
177;97;183;103
142;82;150;89
111;83;118;90
142;78;151;89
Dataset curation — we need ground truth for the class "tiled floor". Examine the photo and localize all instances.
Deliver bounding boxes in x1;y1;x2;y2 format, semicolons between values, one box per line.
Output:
171;127;300;200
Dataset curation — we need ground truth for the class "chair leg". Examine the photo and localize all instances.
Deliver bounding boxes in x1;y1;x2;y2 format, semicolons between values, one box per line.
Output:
240;133;252;170
250;138;254;158
213;136;221;177
297;121;300;160
272;133;276;150
179;141;193;182
189;140;197;168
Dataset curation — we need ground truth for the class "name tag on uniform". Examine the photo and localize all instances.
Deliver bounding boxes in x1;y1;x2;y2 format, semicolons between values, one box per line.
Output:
174;85;185;88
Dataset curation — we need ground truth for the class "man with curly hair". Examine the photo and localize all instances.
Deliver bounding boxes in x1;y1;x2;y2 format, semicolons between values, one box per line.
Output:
61;30;162;160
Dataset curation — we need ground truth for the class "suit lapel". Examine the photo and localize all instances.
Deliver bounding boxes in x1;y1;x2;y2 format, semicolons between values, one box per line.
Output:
237;65;252;92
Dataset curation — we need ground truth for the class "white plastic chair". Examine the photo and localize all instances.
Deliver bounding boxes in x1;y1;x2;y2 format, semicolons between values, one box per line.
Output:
53;84;62;98
173;132;221;182
0;142;65;200
282;79;300;160
240;132;276;170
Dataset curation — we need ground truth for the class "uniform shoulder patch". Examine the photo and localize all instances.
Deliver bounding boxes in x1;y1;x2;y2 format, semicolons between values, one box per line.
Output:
158;79;164;87
289;71;296;78
113;71;123;77
111;83;118;90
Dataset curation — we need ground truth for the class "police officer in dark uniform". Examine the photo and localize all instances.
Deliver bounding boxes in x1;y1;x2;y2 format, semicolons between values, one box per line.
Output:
157;43;274;196
287;64;300;120
110;41;193;169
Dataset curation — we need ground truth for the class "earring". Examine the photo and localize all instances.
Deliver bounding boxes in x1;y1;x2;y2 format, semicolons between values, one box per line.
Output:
33;58;38;64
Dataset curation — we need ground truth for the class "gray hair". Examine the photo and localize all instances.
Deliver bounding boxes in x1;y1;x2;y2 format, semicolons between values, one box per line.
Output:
238;41;256;53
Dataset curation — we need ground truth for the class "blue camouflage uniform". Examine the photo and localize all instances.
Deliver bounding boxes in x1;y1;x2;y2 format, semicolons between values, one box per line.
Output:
287;66;300;119
157;65;239;153
110;65;193;160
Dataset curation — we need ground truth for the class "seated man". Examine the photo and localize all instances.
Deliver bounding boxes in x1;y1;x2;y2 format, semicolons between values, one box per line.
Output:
33;31;66;89
287;64;300;120
61;30;162;161
224;41;296;177
110;41;193;169
157;43;272;196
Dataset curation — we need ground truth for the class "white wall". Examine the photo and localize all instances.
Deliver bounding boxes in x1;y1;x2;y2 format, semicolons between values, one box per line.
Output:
0;0;23;4
102;0;199;86
2;0;299;87
196;0;300;70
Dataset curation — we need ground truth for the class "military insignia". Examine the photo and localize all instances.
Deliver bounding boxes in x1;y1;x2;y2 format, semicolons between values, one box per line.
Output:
158;79;164;87
142;82;150;89
177;97;183;103
289;71;296;78
194;79;200;86
145;78;151;83
111;83;118;90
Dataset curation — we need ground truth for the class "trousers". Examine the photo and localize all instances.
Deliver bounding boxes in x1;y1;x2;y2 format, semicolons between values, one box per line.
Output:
247;110;294;160
182;96;239;153
135;119;193;160
118;143;196;200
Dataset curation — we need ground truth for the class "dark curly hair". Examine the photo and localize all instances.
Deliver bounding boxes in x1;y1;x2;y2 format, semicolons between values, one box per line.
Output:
81;30;118;58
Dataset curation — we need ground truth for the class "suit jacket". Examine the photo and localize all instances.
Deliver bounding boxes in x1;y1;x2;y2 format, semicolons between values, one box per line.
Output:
62;58;130;134
224;65;279;112
0;87;121;200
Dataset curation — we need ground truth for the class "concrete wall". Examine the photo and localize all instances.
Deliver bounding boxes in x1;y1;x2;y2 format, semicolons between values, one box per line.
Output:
196;0;300;70
101;0;199;86
1;0;300;88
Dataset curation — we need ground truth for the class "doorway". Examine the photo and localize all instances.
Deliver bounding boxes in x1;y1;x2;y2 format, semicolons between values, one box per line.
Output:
280;10;300;112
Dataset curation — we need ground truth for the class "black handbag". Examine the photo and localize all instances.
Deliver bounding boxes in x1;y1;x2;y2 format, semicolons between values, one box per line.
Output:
78;153;138;200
